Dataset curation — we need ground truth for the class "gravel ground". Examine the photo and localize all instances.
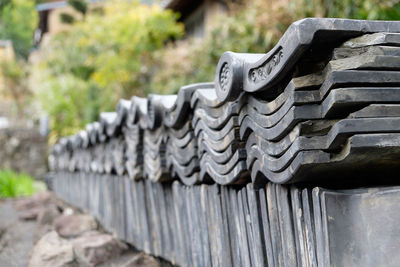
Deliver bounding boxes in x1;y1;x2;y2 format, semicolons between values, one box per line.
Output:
0;199;36;267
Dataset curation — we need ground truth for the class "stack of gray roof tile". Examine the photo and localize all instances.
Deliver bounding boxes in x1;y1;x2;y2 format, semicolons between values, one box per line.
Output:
238;32;400;184
50;18;400;186
46;18;400;267
142;95;171;182
191;87;249;185
164;84;206;185
124;96;146;179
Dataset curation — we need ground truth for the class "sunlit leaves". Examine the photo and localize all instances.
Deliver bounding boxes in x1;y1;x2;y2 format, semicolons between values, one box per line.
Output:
0;0;38;58
37;0;183;139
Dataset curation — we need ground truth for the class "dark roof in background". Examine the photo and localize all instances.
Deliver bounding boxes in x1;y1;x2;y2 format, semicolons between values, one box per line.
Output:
36;0;101;11
36;0;154;12
161;0;203;20
0;40;12;48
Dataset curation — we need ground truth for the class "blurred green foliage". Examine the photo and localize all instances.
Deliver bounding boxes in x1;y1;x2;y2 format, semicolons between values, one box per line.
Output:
149;0;296;94
59;13;76;24
67;0;87;17
1;59;31;117
38;74;100;137
0;169;36;198
0;0;38;58
36;0;183;139
297;0;400;20
60;0;88;25
35;0;400;139
149;0;400;94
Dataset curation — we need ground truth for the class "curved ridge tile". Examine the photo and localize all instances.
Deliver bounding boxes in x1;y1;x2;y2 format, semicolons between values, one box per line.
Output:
86;123;96;146
200;158;248;185
166;148;198;167
99;112;117;142
240;86;400;142
78;130;89;149
247;117;400;184
126;96;148;129
192;93;246;130
250;133;400;184
168;156;199;177
88;122;100;145
240;70;400;131
70;134;82;150
106;99;131;137
199;149;246;176
190;88;221;109
164;82;213;128
167;139;197;161
168;120;192;139
194;117;239;141
198;140;246;165
145;94;176;130
215;18;400;101
169;130;195;148
122;122;144;180
197;127;241;152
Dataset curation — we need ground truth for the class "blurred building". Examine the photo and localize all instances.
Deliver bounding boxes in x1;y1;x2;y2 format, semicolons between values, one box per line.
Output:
35;0;229;43
0;40;15;62
35;0;105;45
161;0;229;38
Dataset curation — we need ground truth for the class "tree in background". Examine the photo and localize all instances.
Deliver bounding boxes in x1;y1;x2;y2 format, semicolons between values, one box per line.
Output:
36;0;183;139
0;0;38;59
149;0;300;94
67;0;87;17
60;0;88;24
0;59;31;117
149;0;400;94
297;0;400;20
0;0;11;10
35;0;400;139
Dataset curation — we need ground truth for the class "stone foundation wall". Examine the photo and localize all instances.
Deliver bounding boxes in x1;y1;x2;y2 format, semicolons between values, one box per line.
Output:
0;128;48;177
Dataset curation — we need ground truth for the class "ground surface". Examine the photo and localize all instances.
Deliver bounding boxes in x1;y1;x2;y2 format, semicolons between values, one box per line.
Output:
0;199;36;267
0;196;168;267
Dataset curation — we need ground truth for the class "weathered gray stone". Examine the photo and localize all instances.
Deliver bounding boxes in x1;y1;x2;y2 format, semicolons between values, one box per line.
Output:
0;128;47;178
121;252;160;267
14;192;54;211
72;231;128;266
18;206;43;220
37;203;61;225
29;231;76;267
54;214;98;238
15;192;63;221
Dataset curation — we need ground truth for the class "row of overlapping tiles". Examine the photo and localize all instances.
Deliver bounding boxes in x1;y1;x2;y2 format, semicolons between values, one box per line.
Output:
49;18;400;185
52;172;400;267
